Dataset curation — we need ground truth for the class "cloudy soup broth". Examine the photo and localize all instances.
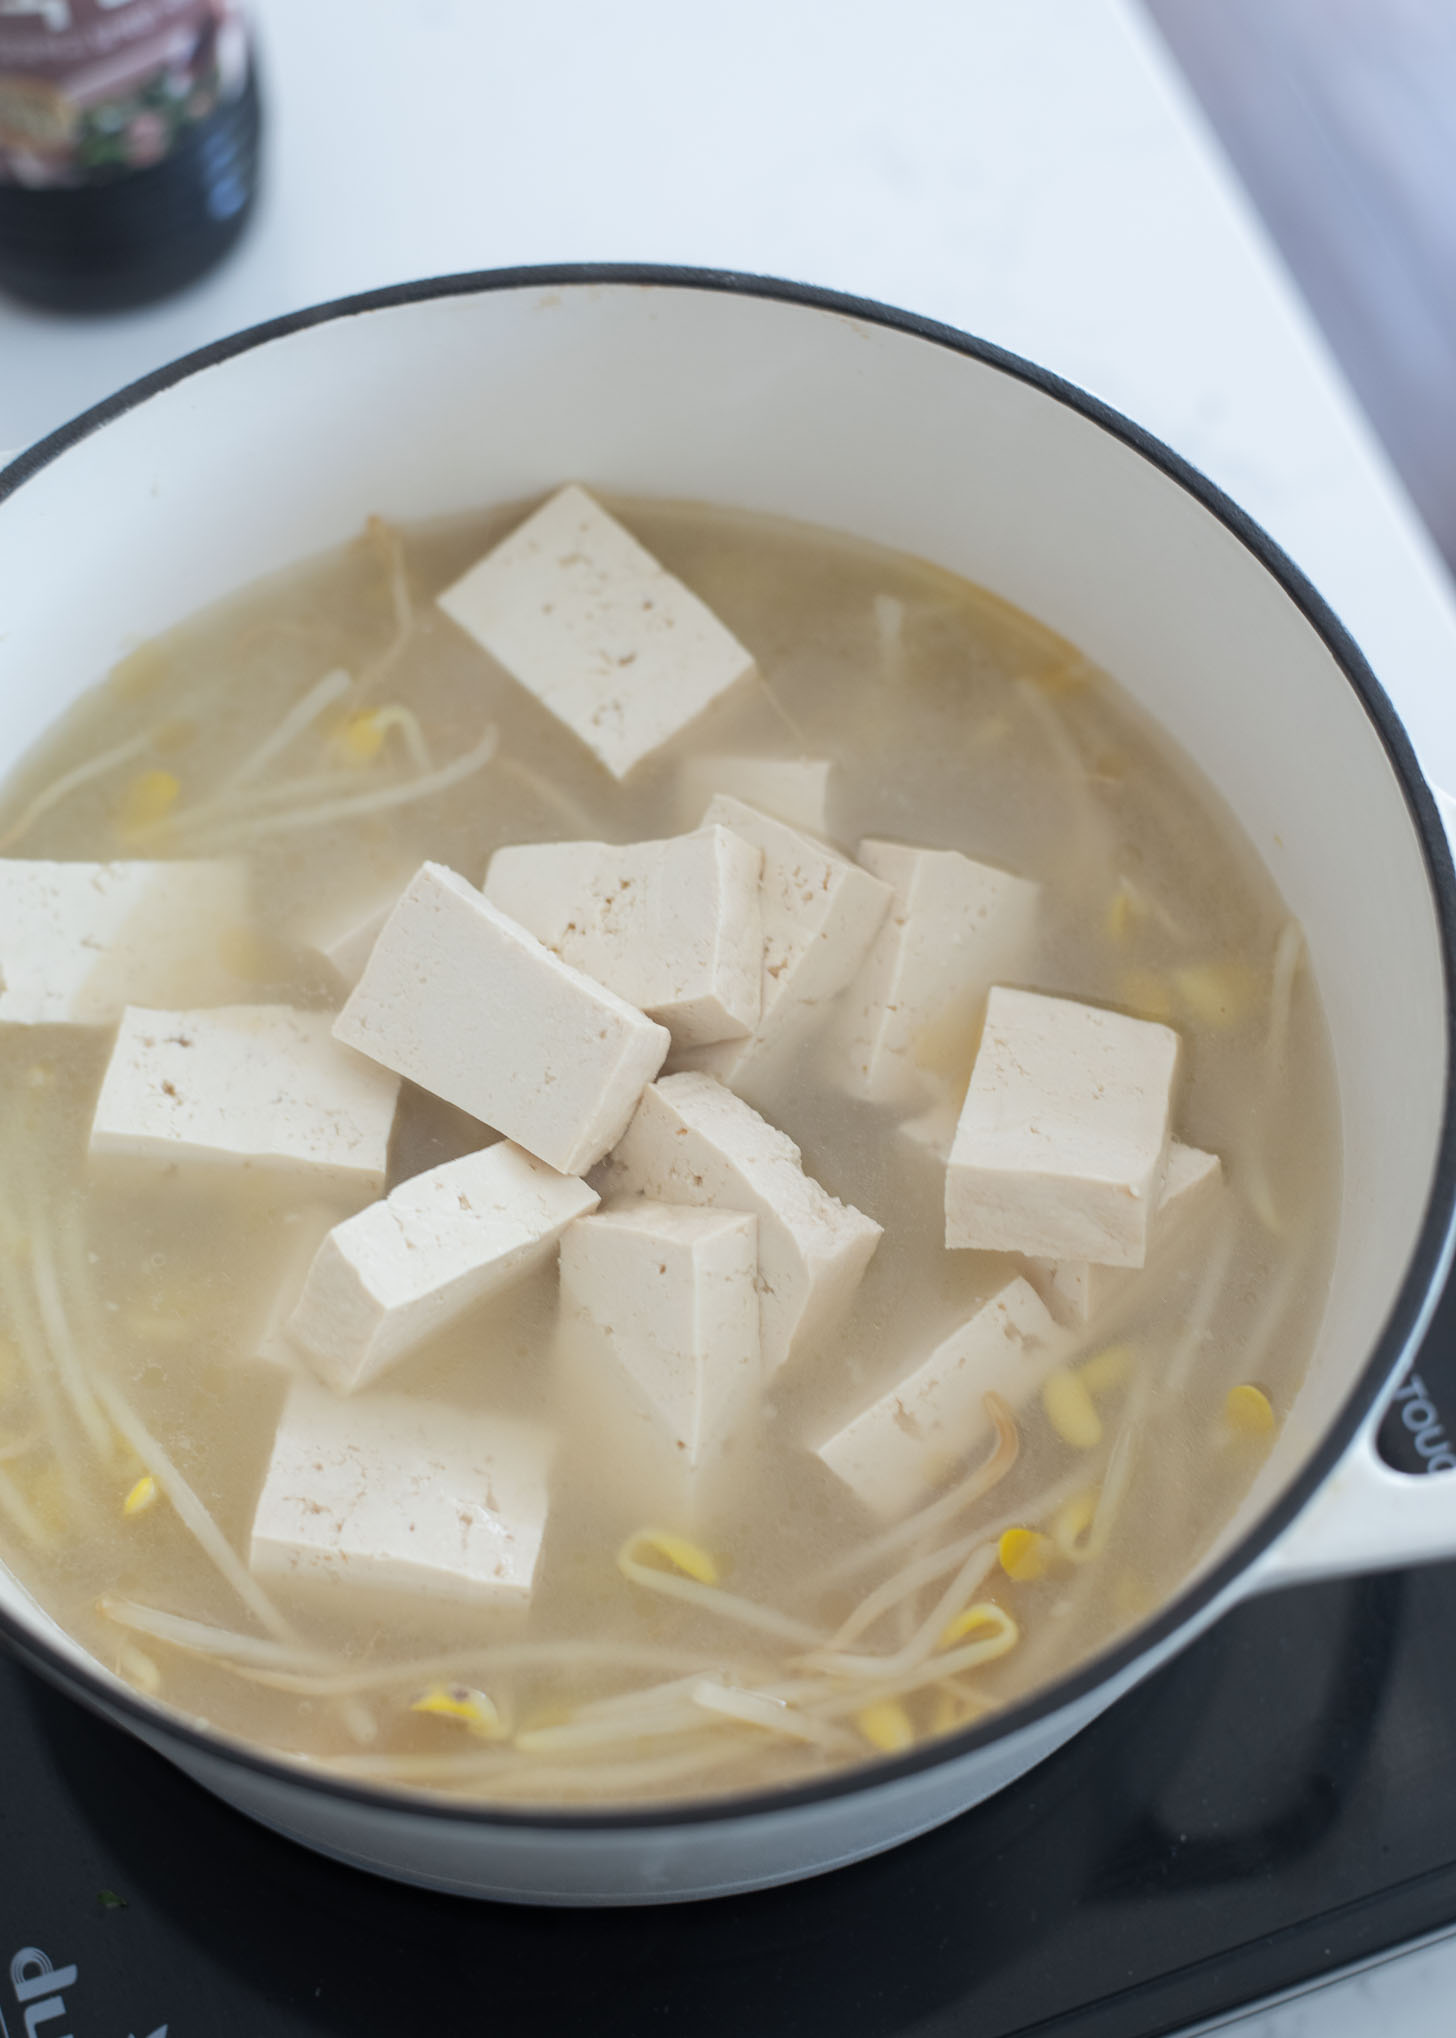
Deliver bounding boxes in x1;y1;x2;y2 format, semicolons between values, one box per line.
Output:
0;491;1339;1805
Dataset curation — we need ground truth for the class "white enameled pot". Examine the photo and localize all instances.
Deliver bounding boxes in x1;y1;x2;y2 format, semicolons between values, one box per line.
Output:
2;268;1455;1907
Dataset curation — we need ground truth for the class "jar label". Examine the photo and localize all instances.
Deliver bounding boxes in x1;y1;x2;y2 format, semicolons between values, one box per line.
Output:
0;0;249;187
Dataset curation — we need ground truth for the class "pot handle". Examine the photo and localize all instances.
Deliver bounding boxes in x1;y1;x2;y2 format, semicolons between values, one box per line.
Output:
1247;1415;1456;1591
1251;780;1456;1593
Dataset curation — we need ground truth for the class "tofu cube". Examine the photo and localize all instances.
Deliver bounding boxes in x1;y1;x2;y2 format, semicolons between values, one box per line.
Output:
1157;1136;1223;1227
288;871;409;990
676;755;834;837
0;859;248;1026
555;1307;750;1529
599;1071;882;1373
250;1377;552;1606
483;825;762;1049
333;862;670;1176
1027;1141;1223;1327
559;1202;759;1467
251;1207;347;1369
816;1277;1062;1517
832;841;1040;1105
897;1082;963;1164
437;485;757;779
945;987;1179;1267
89;1005;399;1201
677;796;892;1102
288;1142;599;1393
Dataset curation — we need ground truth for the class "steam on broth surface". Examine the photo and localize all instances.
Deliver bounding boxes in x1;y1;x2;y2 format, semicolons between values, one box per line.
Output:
0;492;1339;1804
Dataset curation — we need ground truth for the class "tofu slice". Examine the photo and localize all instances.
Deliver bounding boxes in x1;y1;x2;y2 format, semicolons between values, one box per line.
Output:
437;485;757;779
0;859;248;1025
831;841;1040;1105
945;987;1179;1267
288;1142;599;1393
677;796;893;1102
89;1005;399;1201
483;825;762;1048
676;755;834;837
816;1277;1062;1517
333;861;670;1176
250;1377;552;1606
1026;1141;1223;1327
559;1202;759;1468
599;1071;882;1373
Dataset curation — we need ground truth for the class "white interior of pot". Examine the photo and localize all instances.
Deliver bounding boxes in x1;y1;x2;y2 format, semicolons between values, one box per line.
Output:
0;280;1444;1647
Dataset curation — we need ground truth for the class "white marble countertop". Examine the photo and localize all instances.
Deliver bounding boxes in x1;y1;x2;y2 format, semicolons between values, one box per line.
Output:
1198;1925;1456;2037
3;2;1456;2027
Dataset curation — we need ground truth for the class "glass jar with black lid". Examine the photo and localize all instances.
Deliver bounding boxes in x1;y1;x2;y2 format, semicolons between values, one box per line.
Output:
0;0;260;314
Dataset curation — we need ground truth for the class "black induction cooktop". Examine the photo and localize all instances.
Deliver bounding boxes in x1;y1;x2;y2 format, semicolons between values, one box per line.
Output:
4;1332;1456;2038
